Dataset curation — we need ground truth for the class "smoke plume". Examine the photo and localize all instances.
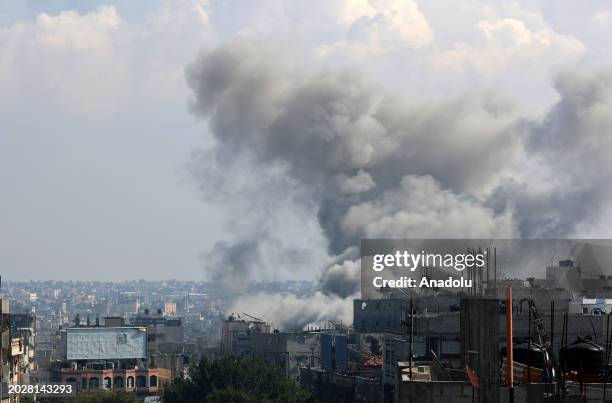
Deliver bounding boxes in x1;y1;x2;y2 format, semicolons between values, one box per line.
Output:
186;42;612;329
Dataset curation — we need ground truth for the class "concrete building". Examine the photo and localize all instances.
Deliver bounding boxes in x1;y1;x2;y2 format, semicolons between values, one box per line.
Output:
8;312;36;392
131;312;186;378
9;313;36;375
60;367;170;394
131;312;184;354
1;299;10;403
251;331;321;379
221;314;271;357
353;296;460;333
321;334;348;372
0;299;30;403
394;362;474;403
57;326;171;396
300;367;382;403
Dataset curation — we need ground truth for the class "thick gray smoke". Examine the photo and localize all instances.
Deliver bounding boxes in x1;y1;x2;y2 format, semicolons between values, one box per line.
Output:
186;42;612;329
490;70;612;237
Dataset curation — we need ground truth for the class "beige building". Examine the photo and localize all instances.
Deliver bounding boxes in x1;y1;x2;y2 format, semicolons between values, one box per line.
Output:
164;302;177;316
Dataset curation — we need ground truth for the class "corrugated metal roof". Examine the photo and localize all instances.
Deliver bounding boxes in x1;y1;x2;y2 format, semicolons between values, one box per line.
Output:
66;327;147;360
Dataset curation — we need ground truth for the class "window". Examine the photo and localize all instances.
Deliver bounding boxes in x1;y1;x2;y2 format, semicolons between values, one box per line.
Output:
127;377;134;388
136;375;147;388
117;333;127;345
150;375;158;387
88;377;99;389
104;377;112;389
114;376;124;388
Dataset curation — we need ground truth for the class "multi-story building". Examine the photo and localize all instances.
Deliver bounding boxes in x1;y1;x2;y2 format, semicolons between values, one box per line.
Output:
9;312;36;383
299;367;382;403
131;311;184;353
1;299;10;403
221;314;271;357
0;299;30;403
131;310;186;378
57;326;170;395
251;331;321;379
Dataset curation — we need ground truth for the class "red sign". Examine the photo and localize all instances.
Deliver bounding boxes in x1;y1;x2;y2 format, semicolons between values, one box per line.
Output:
466;366;480;389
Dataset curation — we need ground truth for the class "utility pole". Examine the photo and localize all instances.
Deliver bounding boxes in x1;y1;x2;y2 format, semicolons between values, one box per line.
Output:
506;287;514;403
409;296;414;380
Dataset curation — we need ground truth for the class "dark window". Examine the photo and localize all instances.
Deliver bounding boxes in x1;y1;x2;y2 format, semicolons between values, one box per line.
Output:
136;375;147;388
88;377;99;389
114;376;124;388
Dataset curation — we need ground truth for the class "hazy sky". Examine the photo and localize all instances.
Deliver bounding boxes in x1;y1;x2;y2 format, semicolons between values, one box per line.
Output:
2;0;612;281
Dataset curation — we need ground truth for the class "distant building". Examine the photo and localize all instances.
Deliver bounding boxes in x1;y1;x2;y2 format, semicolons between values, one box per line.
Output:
103;316;125;327
164;303;177;316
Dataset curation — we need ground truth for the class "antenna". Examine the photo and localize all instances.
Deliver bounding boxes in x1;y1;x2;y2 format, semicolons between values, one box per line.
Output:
241;312;264;322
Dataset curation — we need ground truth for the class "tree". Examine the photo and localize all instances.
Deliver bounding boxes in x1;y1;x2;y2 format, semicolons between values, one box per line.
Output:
369;337;382;356
364;335;382;356
163;356;317;403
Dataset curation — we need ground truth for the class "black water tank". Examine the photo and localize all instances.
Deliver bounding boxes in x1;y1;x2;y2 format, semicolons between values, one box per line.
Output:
559;337;605;375
500;342;546;368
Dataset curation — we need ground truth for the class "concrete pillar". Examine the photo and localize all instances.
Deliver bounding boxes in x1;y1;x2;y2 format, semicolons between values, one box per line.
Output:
461;297;500;403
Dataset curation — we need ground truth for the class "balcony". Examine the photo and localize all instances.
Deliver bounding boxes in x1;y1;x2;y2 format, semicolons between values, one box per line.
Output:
10;338;24;356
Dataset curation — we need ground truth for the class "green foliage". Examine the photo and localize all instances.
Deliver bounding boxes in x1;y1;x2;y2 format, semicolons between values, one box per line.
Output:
34;391;141;403
163;356;317;403
66;392;140;403
369;337;382;356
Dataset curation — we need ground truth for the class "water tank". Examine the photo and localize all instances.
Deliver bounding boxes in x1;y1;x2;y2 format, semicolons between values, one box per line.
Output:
500;342;546;368
559;337;605;375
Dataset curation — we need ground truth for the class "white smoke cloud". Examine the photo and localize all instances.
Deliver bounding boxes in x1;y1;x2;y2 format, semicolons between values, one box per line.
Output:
341;175;516;239
227;291;355;331
338;169;376;194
